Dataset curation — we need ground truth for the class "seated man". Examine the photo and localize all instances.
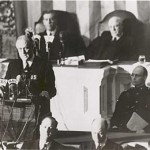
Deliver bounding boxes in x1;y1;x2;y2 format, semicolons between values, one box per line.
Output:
80;117;123;150
39;10;86;61
0;35;56;123
111;65;150;133
85;16;136;61
21;115;76;150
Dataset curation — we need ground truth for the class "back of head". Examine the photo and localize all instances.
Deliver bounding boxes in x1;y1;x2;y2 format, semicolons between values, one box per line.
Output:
16;35;34;49
91;117;108;133
40;113;58;129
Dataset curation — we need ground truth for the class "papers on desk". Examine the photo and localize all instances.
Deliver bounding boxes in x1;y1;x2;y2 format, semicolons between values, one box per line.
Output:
64;57;79;65
127;112;149;131
86;59;113;64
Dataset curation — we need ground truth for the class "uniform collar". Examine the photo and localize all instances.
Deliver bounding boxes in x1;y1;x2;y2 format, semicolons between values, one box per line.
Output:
135;85;147;90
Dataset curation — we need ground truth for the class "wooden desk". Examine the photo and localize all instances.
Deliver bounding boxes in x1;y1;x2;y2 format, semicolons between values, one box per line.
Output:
1;60;150;132
51;65;105;131
51;62;150;131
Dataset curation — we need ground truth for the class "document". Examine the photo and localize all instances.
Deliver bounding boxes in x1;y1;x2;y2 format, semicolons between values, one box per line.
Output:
86;59;113;64
127;112;149;131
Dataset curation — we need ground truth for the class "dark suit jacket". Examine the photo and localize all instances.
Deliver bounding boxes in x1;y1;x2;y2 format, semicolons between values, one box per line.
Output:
39;30;86;60
21;140;65;150
5;57;56;117
80;139;123;150
22;139;78;150
86;31;136;61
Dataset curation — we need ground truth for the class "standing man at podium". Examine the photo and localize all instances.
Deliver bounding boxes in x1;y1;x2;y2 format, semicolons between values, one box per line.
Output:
2;35;56;119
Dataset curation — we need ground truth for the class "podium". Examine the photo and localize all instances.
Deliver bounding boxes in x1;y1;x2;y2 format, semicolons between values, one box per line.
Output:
0;98;35;141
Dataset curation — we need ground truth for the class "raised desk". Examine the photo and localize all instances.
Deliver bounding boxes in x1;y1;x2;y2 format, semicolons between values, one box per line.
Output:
1;60;150;132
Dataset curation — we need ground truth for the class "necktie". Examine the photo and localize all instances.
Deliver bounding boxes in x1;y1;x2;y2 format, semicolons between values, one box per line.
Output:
113;37;117;42
24;61;29;73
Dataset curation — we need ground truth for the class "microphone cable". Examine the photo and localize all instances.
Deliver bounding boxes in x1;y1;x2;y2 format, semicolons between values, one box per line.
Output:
15;104;35;144
1;95;18;143
1;90;29;143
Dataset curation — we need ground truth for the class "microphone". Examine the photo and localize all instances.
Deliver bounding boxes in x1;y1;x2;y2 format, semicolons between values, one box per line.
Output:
58;31;66;65
33;35;41;52
44;36;54;60
16;75;21;84
25;27;34;39
8;79;17;100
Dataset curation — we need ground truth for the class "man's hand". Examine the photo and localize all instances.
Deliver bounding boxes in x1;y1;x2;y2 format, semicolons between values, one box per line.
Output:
0;87;4;97
136;129;145;134
39;91;50;100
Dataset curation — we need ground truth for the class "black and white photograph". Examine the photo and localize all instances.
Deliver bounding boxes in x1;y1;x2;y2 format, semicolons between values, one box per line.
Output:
0;0;150;149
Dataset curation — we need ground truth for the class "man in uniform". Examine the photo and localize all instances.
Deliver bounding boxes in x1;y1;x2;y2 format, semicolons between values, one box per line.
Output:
111;65;150;133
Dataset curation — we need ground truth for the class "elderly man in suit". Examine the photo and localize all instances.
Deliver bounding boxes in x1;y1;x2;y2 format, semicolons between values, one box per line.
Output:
21;115;64;149
21;115;77;150
86;16;136;61
0;35;56;125
80;117;123;150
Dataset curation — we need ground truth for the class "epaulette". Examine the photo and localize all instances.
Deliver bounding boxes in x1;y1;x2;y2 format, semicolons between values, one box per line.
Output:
126;87;135;92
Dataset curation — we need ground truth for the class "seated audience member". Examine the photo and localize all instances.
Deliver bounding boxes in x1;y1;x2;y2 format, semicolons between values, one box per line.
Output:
80;117;123;150
21;115;76;150
85;16;136;61
0;35;56;121
111;65;150;133
39;10;86;61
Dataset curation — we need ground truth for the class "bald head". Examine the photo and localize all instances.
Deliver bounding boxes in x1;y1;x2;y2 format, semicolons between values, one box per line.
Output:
131;66;148;87
16;35;34;48
41;116;58;128
108;16;123;38
40;116;58;141
91;117;108;132
91;117;108;145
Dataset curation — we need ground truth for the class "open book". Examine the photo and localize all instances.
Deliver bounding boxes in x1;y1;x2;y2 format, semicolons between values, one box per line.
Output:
127;112;149;131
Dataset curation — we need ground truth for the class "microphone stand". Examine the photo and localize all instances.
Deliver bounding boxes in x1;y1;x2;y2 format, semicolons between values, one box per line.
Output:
47;42;51;61
59;40;65;65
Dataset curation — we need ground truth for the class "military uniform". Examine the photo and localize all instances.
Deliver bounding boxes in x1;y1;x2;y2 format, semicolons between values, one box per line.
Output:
111;85;150;132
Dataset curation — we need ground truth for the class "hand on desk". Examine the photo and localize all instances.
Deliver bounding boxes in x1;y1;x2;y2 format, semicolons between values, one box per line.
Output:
136;129;145;134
